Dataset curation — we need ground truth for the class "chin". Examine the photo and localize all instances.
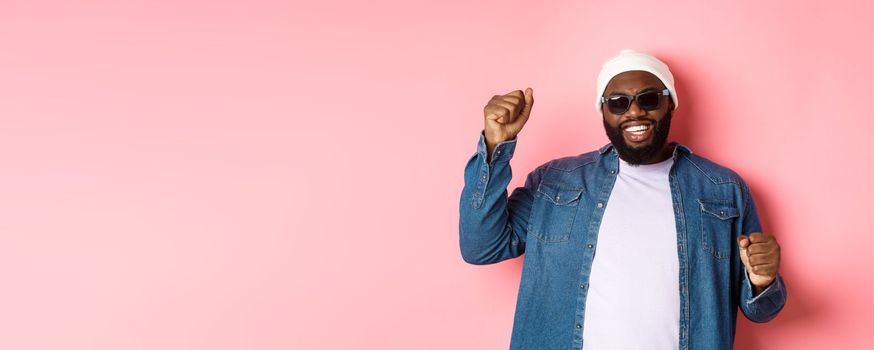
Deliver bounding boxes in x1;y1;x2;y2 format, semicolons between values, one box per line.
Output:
624;140;651;148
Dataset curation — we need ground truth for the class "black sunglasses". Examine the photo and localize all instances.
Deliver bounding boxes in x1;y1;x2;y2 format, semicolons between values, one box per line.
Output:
600;89;671;115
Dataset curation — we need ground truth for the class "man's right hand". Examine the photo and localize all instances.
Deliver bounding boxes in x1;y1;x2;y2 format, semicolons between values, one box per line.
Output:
483;88;534;160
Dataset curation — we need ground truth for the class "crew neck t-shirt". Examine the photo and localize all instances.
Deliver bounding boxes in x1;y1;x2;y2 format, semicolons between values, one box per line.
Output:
581;156;680;349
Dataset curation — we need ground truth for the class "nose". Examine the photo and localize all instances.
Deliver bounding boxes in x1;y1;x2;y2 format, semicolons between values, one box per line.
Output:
625;98;646;117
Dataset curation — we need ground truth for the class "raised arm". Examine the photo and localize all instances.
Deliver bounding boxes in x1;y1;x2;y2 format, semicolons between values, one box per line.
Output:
459;88;538;265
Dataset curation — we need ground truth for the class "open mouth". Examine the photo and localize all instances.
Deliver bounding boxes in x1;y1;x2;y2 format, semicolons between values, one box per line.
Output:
622;123;653;143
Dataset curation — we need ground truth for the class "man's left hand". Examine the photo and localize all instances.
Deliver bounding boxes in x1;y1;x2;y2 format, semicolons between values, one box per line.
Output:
738;232;781;294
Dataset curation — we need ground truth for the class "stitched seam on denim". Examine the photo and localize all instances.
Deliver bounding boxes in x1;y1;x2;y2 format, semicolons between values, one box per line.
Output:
545;156;596;172
669;174;690;349
698;199;736;260
682;154;740;185
531;168;575;243
523;166;546;244
742;180;753;233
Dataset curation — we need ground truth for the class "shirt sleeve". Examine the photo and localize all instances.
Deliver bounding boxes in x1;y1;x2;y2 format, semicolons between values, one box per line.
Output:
458;130;543;265
737;180;788;322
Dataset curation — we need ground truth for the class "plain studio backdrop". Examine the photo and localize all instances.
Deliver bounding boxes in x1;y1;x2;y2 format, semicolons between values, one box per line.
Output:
1;1;872;349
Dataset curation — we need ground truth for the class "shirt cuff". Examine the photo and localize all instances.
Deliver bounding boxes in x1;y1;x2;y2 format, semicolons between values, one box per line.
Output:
476;130;517;165
744;270;784;305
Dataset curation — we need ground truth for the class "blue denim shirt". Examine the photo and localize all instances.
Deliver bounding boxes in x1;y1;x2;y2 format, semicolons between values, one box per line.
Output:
459;131;787;350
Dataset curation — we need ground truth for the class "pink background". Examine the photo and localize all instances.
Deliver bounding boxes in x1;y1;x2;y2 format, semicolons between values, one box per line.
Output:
1;0;872;349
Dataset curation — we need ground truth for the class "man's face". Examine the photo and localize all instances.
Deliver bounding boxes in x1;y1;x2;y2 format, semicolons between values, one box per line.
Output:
601;70;674;165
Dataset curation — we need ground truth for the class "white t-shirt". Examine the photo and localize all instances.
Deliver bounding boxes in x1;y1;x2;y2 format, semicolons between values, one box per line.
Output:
582;156;680;350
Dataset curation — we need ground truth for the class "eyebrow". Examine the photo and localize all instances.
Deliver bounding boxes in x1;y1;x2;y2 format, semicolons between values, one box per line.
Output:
605;87;660;96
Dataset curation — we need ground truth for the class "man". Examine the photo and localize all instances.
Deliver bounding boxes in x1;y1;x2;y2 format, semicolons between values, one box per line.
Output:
458;49;787;349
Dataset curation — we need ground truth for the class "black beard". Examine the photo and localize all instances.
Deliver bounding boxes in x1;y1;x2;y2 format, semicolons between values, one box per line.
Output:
603;109;673;165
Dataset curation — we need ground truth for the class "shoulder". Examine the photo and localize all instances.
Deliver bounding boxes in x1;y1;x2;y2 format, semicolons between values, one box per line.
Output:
534;150;601;173
678;151;749;187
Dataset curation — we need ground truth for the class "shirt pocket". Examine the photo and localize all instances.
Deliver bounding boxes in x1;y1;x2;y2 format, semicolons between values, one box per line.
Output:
530;182;584;243
698;199;739;260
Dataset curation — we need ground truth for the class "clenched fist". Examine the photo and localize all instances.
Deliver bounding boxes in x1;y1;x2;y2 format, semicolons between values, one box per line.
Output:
738;232;781;295
483;88;534;161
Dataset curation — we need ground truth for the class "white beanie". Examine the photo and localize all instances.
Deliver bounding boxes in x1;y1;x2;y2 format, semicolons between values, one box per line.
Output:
595;49;678;113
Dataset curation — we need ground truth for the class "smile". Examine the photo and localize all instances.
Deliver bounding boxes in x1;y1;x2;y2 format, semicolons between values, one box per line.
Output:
622;123;653;142
624;124;650;135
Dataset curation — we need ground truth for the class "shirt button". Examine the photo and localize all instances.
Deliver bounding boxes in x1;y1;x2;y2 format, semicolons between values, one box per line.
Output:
481;174;487;180
496;150;501;154
576;324;582;329
587;244;594;249
610;170;616;174
596;202;604;208
555;195;561;201
580;283;587;289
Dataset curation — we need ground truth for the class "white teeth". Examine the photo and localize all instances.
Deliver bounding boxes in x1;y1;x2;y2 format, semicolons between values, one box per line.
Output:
624;125;649;132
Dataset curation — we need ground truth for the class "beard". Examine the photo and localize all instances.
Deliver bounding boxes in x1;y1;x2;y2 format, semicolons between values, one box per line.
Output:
603;108;673;165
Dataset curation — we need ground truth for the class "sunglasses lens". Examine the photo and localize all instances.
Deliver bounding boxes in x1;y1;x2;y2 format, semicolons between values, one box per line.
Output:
637;92;661;110
607;96;630;114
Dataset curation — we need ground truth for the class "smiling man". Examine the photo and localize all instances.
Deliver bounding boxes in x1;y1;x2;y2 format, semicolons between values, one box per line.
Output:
458;49;787;349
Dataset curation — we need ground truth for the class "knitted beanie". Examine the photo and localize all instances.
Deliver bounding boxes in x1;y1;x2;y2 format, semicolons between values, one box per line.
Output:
595;49;678;113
